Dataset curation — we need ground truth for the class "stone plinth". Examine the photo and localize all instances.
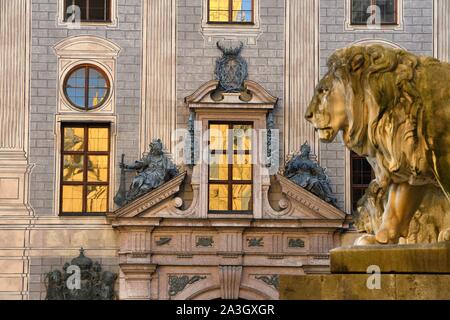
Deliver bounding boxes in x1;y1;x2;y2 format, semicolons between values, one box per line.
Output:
331;242;450;274
280;242;450;300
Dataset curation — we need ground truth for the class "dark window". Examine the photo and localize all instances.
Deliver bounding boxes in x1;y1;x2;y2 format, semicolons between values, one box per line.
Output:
64;65;110;111
351;0;397;25
208;122;253;214
350;152;375;212
65;0;111;22
208;0;254;24
61;124;110;216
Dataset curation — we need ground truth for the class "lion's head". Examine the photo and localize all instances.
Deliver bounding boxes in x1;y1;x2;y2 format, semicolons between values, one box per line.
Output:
305;45;432;156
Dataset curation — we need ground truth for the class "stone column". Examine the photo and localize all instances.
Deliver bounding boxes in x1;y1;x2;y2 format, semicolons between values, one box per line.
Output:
0;0;33;300
141;0;177;153
434;0;450;62
284;0;320;156
0;0;33;216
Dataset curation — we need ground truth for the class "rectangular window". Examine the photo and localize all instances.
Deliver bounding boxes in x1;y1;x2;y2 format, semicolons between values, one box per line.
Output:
208;122;253;214
208;0;254;24
350;152;375;212
351;0;397;25
61;124;110;216
64;0;111;22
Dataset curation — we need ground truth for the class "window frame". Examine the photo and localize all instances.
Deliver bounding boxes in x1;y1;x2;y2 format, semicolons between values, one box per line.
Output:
350;0;398;26
350;151;375;212
207;121;254;215
207;0;255;25
64;0;112;23
60;123;111;216
63;64;111;111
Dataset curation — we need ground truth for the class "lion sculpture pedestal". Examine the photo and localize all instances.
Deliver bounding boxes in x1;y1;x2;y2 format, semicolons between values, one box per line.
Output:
280;242;450;300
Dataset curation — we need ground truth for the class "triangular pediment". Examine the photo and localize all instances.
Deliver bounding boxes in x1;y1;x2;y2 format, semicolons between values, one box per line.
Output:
274;174;347;220
112;172;186;218
185;80;278;109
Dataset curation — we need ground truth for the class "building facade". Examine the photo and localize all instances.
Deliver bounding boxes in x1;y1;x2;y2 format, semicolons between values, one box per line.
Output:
0;0;447;300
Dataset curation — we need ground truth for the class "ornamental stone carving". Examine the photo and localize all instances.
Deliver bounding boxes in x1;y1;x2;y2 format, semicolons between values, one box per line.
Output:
196;237;214;248
255;275;279;290
168;275;207;297
212;41;252;102
247;238;264;247
44;248;117;300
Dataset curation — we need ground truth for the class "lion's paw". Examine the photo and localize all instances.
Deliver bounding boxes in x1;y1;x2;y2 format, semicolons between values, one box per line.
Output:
354;234;378;246
438;229;450;242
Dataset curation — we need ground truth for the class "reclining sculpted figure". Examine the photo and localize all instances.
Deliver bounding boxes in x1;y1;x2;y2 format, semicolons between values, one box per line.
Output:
114;139;179;206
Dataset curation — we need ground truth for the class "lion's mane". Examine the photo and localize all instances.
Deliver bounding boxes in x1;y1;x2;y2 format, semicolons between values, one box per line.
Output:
327;45;440;180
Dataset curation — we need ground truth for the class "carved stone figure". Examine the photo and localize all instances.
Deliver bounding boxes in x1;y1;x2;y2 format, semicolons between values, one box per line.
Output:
284;142;337;206
115;139;179;206
45;248;117;300
305;44;450;245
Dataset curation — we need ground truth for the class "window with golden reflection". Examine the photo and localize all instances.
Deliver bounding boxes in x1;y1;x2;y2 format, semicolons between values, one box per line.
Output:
208;122;253;214
61;124;110;215
208;0;254;23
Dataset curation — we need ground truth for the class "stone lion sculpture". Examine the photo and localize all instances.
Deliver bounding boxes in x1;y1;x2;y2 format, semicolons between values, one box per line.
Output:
305;45;450;245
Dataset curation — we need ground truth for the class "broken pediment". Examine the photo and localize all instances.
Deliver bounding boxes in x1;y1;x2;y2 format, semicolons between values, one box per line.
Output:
185;80;278;109
112;172;188;219
263;175;347;223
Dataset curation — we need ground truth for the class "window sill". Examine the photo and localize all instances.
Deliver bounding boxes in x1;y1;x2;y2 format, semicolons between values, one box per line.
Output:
206;21;255;26
344;23;403;31
200;23;262;45
59;213;108;217
58;21;118;28
207;213;253;219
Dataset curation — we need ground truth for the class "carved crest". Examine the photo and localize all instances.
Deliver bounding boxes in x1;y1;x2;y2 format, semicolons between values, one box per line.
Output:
215;41;248;93
44;248;117;300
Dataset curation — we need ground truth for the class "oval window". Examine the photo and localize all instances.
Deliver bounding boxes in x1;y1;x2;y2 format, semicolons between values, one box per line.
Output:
64;65;110;110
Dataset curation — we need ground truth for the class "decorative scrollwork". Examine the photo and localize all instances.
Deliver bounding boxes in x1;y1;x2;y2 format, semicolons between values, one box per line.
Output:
168;275;207;297
156;237;172;246
196;237;214;247
288;238;305;248
247;238;264;247
256;275;279;290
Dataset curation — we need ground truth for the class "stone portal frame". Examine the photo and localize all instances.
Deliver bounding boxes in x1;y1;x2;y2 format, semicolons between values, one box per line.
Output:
111;79;348;300
185;80;278;219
